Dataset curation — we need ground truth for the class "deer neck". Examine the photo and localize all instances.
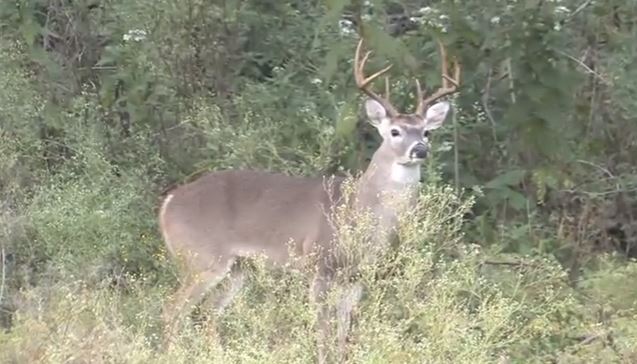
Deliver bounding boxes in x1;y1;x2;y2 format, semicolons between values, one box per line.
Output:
343;143;420;261
356;144;421;209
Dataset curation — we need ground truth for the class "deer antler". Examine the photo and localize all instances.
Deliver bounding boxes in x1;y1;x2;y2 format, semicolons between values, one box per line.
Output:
415;40;461;115
354;39;399;117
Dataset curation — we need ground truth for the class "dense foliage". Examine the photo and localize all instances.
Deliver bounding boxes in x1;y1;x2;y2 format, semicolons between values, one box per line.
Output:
1;0;636;362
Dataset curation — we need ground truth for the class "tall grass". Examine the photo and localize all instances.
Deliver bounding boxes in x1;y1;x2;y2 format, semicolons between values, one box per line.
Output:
3;179;635;363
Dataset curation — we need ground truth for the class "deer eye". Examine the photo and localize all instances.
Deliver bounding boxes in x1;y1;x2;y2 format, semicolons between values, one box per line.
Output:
390;129;401;137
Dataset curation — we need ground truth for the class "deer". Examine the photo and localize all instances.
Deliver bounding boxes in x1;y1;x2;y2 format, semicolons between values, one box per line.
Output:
159;37;461;363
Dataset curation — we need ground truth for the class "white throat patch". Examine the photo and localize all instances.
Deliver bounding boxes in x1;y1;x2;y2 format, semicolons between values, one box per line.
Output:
390;163;421;185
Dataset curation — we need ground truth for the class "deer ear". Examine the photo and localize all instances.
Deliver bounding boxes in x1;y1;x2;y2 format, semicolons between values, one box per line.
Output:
365;99;387;127
422;101;450;131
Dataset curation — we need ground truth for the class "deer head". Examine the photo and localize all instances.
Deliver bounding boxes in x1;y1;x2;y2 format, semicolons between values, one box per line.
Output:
354;38;461;166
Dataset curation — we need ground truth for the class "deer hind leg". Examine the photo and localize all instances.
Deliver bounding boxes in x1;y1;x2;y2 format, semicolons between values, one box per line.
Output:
162;257;235;347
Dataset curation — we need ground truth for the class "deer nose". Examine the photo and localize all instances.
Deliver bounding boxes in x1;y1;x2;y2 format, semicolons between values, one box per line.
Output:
411;143;428;159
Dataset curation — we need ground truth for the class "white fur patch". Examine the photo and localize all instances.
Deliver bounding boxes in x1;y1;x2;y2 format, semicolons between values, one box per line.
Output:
159;194;174;223
159;193;175;256
390;163;421;185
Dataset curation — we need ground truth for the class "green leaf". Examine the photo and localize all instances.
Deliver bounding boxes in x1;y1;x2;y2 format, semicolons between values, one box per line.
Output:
505;188;528;211
335;104;358;139
485;169;527;189
19;19;41;46
321;45;341;85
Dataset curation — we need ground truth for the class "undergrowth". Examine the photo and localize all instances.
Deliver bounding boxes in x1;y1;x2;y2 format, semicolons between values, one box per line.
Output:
1;181;636;363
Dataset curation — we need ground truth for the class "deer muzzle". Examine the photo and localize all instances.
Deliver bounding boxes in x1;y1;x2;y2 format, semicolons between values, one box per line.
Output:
410;143;428;160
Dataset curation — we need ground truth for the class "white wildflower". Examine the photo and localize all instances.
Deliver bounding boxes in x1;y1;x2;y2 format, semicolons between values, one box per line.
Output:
436;141;454;152
338;19;355;36
272;66;284;76
123;29;147;42
490;16;501;25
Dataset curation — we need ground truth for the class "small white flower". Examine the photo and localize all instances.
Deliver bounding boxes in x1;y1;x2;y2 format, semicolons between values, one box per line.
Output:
310;78;322;85
123;29;147;42
436;141;454;152
490;16;501;25
338;19;355;36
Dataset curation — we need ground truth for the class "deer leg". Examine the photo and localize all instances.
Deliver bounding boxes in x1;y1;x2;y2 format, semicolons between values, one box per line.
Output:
208;263;246;315
162;258;234;347
310;272;335;364
336;282;364;362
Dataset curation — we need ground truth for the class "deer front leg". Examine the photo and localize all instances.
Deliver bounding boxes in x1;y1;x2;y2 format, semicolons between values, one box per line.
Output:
336;282;364;362
310;272;334;364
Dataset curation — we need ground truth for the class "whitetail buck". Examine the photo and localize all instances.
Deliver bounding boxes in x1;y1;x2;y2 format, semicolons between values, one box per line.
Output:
159;38;460;362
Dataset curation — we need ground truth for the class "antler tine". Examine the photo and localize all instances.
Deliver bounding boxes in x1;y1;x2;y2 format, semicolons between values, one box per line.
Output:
439;40;449;89
415;40;462;114
354;39;399;116
414;79;426;115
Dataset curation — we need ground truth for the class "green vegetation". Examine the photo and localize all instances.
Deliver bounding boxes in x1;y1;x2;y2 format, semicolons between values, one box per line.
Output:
1;0;636;362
